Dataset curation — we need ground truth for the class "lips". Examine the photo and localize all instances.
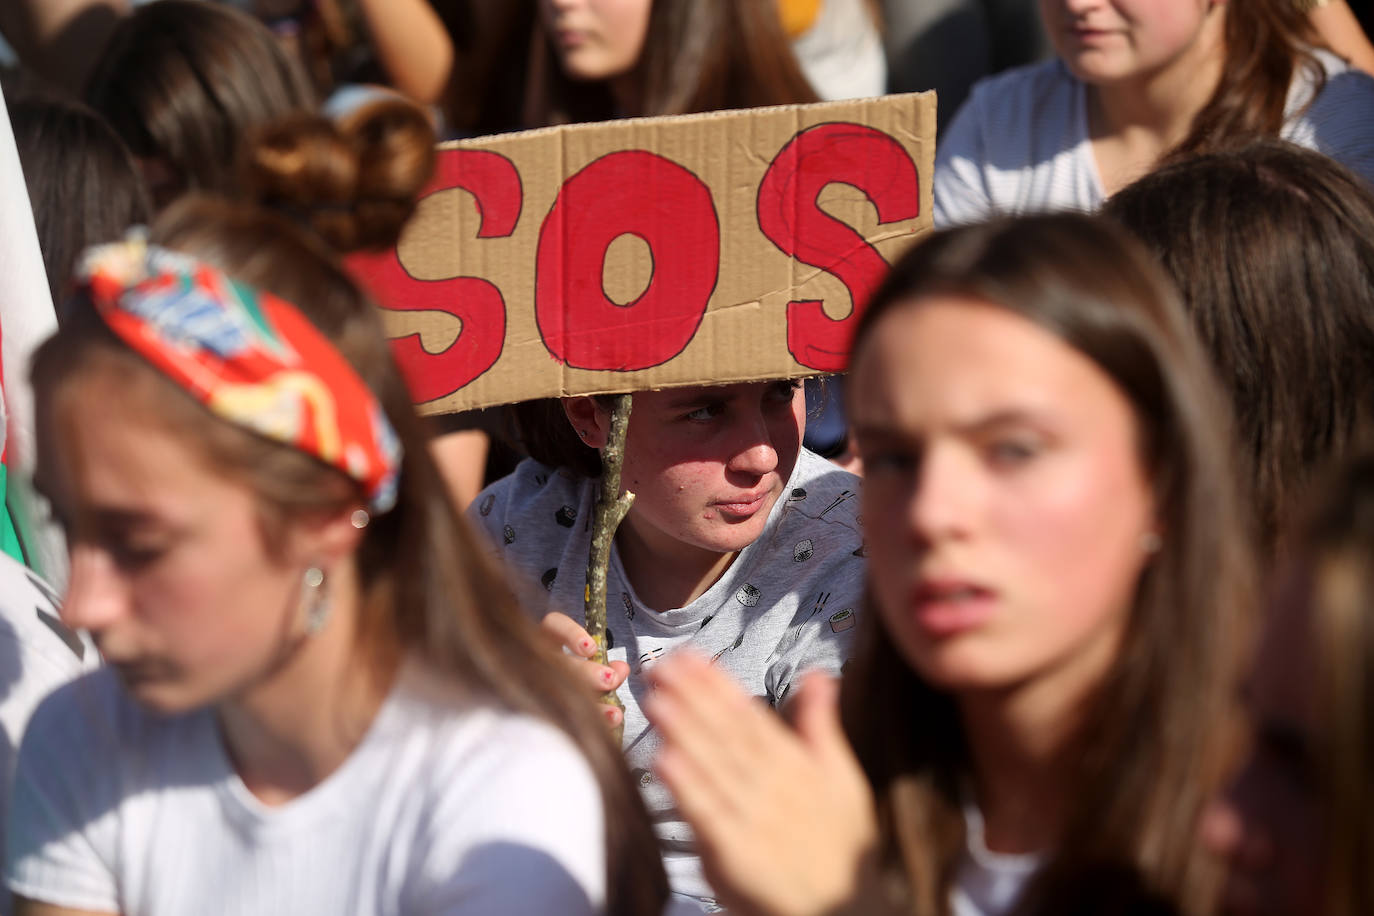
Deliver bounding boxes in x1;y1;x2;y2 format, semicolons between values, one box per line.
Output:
714;490;770;518
908;578;998;637
553;27;590;49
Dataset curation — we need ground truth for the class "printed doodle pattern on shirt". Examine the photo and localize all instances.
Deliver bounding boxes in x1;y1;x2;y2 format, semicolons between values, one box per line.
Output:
736;584;761;607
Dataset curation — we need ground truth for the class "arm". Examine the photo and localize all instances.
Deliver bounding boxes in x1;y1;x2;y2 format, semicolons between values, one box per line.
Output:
1310;0;1374;77
430;429;489;511
354;0;455;104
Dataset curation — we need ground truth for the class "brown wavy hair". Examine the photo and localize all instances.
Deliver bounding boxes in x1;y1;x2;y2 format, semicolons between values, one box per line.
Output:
32;101;668;916
1168;0;1320;160
1105;140;1374;559
526;0;818;125
841;214;1254;915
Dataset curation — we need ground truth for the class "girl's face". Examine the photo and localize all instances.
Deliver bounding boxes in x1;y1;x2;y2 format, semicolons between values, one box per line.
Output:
1038;0;1221;85
540;0;653;83
1201;569;1326;916
40;371;339;714
850;297;1156;693
576;380;805;562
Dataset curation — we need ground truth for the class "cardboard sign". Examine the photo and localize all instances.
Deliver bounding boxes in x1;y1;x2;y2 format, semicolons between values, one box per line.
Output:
348;92;936;414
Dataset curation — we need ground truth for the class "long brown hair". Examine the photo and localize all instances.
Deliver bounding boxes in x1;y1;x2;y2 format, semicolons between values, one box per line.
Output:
841;215;1254;915
1106;140;1374;559
1169;0;1319;159
1284;454;1374;916
527;0;818;125
31;102;668;916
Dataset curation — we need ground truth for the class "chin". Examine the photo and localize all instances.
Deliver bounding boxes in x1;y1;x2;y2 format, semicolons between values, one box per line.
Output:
120;676;211;717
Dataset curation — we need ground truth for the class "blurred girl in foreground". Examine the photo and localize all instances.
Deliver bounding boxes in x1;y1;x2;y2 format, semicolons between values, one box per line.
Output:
6;102;666;916
646;214;1253;915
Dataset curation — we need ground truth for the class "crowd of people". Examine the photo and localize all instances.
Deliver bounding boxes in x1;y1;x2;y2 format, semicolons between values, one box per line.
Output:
0;0;1371;914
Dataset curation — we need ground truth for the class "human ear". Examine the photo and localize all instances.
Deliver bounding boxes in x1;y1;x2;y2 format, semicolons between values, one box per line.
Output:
286;505;368;570
561;397;611;449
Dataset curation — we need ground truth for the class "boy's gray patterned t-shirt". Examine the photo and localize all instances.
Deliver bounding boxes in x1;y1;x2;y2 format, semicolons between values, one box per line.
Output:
470;448;866;903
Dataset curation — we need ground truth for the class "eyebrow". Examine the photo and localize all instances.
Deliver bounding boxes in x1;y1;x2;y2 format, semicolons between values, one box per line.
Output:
854;408;1048;440
663;390;733;409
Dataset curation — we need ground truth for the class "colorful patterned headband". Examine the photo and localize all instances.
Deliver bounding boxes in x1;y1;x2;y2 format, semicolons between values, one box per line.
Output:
76;233;402;514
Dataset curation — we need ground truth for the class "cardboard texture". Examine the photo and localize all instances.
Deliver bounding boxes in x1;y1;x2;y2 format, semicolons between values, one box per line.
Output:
348;91;936;414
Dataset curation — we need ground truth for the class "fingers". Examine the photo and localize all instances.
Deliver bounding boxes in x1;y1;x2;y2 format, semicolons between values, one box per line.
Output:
790;672;848;764
540;611;595;657
647;653;802;816
539;612;625;700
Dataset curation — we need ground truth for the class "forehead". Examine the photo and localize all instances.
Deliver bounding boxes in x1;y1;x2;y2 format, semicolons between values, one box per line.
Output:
40;362;228;514
638;380;790;409
851;296;1134;432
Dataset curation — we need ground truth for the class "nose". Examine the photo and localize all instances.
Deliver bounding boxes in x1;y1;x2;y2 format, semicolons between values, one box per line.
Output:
61;543;131;634
906;443;975;545
726;409;781;478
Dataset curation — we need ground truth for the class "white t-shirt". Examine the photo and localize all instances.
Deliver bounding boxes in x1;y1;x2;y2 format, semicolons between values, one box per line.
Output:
934;49;1374;227
7;662;608;915
791;0;887;101
0;554;94;882
949;803;1045;916
471;448;866;906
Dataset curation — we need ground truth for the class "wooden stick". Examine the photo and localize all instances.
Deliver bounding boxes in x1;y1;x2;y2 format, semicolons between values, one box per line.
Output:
584;393;634;743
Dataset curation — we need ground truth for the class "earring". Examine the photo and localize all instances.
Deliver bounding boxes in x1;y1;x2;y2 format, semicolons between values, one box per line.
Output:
577;428;590;440
1139;532;1163;555
302;566;330;634
350;508;370;529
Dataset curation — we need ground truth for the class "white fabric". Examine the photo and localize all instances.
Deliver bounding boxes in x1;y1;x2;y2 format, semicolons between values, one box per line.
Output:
7;661;608;915
934;49;1374;227
949;803;1045;916
791;0;887;101
0;86;65;588
471;448;866;905
0;553;93;888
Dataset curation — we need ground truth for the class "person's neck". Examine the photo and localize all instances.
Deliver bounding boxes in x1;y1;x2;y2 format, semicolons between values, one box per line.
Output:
1087;13;1226;191
217;563;398;806
609;71;645;118
957;629;1123;854
616;517;737;612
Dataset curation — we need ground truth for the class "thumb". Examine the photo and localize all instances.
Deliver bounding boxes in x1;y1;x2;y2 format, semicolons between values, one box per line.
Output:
792;671;848;761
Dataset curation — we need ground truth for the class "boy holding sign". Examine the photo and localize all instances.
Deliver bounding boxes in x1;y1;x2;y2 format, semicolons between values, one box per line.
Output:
474;381;864;908
353;92;935;910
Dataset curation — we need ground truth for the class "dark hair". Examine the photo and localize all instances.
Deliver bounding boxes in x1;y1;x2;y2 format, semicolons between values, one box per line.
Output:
31;101;668;916
1290;454;1374;916
84;0;316;203
528;0;818;124
1105;140;1374;558
1169;0;1320;160
7;93;151;309
841;214;1253;915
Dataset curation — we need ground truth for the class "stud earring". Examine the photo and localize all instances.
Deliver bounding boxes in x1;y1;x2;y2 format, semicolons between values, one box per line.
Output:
350;508;370;529
302;566;330;634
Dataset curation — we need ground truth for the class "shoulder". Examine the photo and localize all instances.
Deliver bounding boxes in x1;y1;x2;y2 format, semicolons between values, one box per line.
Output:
1286;49;1374;184
469;459;592;548
935;59;1084;225
782;449;862;523
944;58;1078;144
395;679;606;912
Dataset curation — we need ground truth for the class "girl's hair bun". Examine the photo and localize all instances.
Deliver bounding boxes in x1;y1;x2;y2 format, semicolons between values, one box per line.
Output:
242;97;436;253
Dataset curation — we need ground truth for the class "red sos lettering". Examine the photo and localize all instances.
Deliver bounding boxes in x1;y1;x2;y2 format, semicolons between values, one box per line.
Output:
757;123;919;372
346;149;520;403
536;150;719;370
